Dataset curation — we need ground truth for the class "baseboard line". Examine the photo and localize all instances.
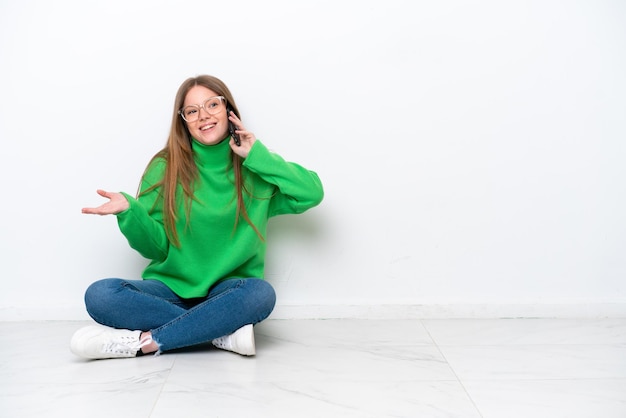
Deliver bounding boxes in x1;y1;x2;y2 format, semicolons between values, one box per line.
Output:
271;303;626;319
1;303;625;321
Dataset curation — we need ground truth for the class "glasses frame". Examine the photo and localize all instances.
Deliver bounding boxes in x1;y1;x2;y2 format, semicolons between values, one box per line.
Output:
178;95;226;122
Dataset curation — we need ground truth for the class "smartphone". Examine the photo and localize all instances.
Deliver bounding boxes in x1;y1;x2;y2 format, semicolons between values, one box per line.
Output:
227;106;241;146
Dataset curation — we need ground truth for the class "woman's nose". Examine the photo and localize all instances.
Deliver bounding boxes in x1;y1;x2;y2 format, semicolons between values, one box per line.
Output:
198;106;210;119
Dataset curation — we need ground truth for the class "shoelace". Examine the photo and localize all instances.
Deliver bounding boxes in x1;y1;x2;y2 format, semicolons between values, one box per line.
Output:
102;335;153;355
212;333;235;350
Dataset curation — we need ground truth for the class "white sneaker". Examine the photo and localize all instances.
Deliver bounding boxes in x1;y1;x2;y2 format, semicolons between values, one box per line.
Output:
212;324;256;356
70;324;150;359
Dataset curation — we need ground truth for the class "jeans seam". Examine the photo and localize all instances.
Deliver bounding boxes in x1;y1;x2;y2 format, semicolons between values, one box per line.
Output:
121;281;183;305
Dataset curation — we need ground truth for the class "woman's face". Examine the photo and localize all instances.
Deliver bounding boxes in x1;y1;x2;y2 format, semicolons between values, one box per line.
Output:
183;85;229;145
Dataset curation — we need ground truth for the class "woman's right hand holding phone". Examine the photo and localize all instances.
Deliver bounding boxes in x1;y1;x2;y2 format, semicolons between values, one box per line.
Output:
228;111;256;158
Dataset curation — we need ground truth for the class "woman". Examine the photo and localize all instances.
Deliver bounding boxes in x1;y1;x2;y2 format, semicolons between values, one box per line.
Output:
70;75;323;359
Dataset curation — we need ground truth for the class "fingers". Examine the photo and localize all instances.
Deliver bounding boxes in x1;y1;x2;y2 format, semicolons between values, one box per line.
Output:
81;189;112;215
81;207;100;215
228;111;245;131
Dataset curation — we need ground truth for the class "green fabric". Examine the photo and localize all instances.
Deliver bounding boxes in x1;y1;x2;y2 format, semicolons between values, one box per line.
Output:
116;137;323;298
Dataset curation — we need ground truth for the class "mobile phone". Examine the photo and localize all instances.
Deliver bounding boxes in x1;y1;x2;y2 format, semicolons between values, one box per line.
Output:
227;106;241;146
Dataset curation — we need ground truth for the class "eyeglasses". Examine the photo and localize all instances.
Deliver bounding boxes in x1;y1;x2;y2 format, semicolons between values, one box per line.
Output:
178;96;226;122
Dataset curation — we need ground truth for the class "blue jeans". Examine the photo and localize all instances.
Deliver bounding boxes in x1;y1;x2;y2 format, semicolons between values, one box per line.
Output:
84;278;276;352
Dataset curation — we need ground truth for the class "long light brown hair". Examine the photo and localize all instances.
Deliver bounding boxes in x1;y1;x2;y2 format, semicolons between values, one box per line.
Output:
139;75;261;247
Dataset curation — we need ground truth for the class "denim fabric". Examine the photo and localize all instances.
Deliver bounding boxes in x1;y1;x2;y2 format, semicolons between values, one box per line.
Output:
84;277;276;352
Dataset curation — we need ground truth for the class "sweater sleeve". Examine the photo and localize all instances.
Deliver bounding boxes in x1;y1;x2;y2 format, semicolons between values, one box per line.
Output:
243;140;324;216
115;159;169;261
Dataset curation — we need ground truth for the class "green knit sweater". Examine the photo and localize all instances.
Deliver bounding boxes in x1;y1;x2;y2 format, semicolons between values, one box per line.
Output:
116;137;323;298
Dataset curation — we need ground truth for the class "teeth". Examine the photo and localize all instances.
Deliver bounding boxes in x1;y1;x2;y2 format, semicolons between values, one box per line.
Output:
201;124;214;131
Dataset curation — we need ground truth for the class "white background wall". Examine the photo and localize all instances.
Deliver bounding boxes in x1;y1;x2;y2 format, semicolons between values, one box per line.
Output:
1;0;625;320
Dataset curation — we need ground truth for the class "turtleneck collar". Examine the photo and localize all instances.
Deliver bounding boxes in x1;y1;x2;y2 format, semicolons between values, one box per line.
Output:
191;137;232;168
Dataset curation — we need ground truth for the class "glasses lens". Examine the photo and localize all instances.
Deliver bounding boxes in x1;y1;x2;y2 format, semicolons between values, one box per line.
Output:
204;97;224;115
181;105;199;122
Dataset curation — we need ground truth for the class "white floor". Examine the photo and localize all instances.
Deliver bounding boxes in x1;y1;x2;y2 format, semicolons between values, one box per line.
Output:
1;318;625;418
